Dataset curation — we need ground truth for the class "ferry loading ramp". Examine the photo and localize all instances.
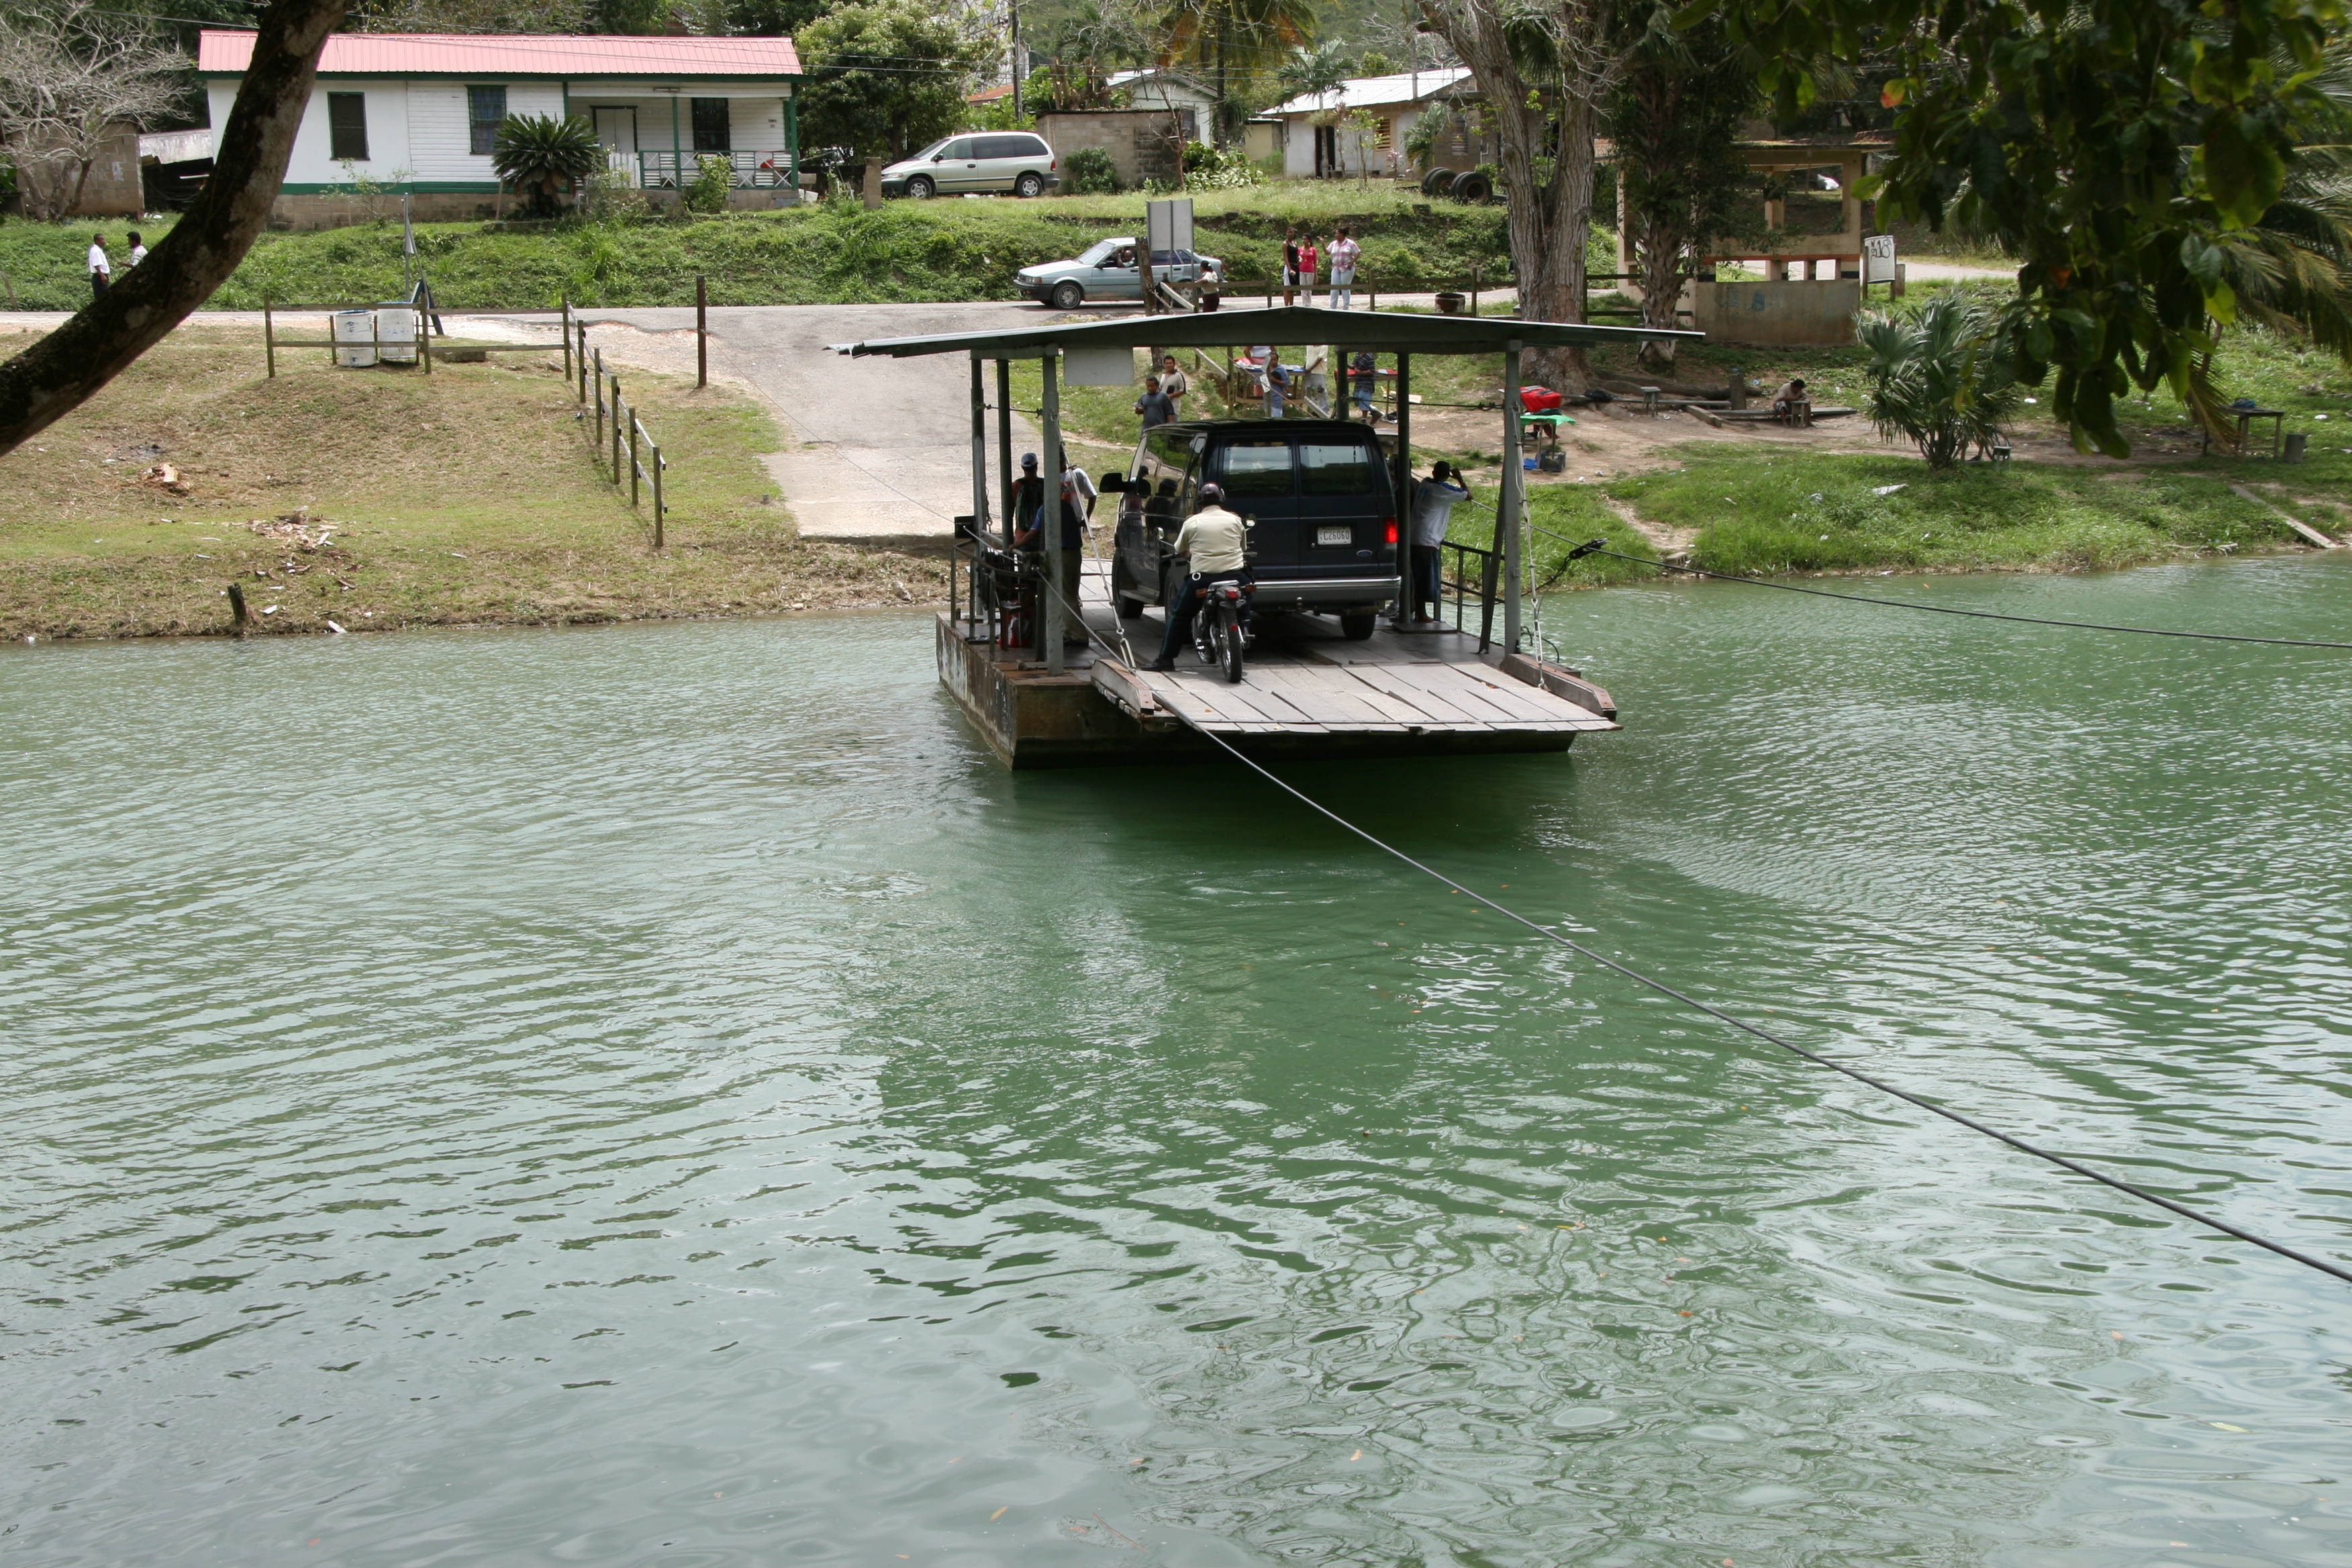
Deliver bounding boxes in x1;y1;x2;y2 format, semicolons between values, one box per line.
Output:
832;305;1698;767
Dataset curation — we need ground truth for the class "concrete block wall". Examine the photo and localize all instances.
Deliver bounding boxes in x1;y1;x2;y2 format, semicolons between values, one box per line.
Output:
1035;110;1185;189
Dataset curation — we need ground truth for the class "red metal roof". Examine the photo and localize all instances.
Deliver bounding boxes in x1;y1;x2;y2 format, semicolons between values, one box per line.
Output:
197;30;799;77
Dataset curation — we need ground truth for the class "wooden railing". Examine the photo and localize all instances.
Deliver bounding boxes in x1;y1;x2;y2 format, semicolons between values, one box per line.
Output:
575;331;668;546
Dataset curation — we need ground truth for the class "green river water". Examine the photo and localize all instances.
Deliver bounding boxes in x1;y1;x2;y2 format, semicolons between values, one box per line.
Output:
5;558;2351;1567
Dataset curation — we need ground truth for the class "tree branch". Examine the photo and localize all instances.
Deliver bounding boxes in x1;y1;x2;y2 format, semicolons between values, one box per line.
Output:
0;0;348;456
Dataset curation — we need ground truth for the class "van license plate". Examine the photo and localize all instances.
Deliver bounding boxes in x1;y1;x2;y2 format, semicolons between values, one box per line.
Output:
1316;526;1353;546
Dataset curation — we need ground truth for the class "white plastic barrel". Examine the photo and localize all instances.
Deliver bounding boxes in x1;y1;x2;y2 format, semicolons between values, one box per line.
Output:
333;309;378;368
373;303;418;365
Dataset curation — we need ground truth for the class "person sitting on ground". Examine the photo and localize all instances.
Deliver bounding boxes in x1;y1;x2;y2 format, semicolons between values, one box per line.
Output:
1136;374;1175;430
1770;377;1809;419
1409;461;1471;624
1146;483;1252;671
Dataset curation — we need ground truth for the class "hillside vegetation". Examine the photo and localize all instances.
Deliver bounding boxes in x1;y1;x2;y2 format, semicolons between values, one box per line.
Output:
0;189;1525;312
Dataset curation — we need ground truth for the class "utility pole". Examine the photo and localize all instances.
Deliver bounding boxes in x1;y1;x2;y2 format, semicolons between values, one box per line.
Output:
1010;2;1023;119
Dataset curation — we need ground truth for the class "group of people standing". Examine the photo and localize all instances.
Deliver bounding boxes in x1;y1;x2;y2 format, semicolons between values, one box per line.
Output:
86;232;148;300
1281;226;1361;309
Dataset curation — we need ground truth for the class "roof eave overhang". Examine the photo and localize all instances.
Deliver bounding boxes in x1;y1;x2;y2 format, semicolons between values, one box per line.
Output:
830;305;1700;360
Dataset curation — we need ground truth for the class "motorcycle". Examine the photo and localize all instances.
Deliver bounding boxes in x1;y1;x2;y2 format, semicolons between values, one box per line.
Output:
1192;579;1253;684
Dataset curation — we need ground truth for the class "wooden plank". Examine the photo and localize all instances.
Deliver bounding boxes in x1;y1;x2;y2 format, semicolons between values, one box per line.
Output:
1385;665;1602;730
1371;664;1523;725
1142;670;1312;731
1427;665;1578;722
1271;667;1424;729
1341;665;1495;726
1309;666;1459;728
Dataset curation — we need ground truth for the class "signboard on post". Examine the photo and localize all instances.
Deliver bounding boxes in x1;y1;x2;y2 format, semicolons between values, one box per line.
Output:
1144;197;1195;313
1145;197;1195;258
1863;233;1897;285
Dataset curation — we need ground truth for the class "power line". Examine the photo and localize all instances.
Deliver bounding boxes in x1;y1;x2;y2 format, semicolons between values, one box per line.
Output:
1055;615;2352;1288
1551;535;2352;650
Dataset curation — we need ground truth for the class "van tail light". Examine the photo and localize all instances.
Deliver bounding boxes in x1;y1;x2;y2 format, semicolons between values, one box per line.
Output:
1383;517;1399;544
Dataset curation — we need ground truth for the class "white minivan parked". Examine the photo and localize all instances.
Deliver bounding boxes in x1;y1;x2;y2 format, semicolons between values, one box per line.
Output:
879;132;1060;199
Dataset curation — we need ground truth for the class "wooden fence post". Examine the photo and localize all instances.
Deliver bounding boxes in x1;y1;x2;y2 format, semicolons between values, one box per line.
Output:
611;378;624;481
264;299;275;379
226;581;250;638
418;304;432;375
651;443;664;549
696;274;708;387
629;412;641;508
561;297;571;383
592;349;604;450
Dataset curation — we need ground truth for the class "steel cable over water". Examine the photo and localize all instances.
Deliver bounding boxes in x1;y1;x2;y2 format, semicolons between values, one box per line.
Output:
1063;615;2352;1289
1544;532;2352;649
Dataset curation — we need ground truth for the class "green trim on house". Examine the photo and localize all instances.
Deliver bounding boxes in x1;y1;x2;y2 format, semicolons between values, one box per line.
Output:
279;181;503;194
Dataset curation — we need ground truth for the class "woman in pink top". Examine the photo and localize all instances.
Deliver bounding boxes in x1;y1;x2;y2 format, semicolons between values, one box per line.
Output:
1297;234;1320;306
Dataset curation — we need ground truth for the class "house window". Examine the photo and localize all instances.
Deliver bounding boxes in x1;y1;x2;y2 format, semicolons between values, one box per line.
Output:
467;85;507;156
327;92;369;161
691;98;730;152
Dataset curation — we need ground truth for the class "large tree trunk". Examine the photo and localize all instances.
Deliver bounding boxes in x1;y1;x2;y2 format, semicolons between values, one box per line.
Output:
0;0;348;456
1426;0;1614;390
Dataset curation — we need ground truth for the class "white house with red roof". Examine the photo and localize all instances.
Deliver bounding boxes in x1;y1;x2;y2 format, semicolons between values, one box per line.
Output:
197;30;801;228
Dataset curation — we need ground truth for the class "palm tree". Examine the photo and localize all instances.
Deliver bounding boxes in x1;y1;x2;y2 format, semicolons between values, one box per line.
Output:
492;113;602;219
1859;293;2024;470
1159;0;1318;144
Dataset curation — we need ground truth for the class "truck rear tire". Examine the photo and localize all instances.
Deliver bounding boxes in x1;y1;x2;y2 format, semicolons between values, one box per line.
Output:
1340;611;1377;640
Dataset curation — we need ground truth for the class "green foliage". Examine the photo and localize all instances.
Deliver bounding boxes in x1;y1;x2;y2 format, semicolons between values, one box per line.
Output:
1061;147;1123;195
1723;0;2349;457
797;0;993;161
1857;293;2025;469
1609;447;2292;576
1179;140;1262;189
491;114;600;218
1607;5;1759;339
685;154;736;215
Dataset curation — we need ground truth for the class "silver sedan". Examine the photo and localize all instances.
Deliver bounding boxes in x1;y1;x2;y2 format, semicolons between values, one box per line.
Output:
1016;238;1224;309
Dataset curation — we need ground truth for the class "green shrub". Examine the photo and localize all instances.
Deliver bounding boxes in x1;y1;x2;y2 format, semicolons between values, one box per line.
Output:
1063;147;1122;195
686;155;736;215
1859;293;2022;469
1179;140;1262;191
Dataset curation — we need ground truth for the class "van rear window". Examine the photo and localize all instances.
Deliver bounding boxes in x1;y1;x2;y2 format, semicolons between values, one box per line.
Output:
1300;442;1378;496
1219;438;1294;499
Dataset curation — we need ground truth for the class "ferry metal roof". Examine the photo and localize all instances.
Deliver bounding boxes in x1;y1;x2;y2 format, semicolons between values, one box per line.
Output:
830;305;1697;360
197;30;801;78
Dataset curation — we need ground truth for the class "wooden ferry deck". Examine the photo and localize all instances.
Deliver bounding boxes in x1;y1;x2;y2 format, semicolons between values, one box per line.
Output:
938;565;1618;767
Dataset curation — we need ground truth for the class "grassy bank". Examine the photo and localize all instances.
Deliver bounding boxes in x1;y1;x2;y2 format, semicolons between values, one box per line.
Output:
0;190;1526;313
0;326;944;640
1007;340;2324;585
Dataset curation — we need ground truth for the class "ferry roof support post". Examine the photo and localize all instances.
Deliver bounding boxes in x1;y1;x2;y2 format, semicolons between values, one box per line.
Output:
1501;340;1524;652
969;350;988;628
1040;348;1065;674
1391;352;1412;628
995;358;1014;547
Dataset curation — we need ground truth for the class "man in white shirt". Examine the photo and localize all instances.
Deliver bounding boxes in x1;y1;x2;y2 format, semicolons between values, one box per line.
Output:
1146;483;1252;669
1409;461;1471;624
87;234;112;301
1327;226;1361;310
126;230;148;267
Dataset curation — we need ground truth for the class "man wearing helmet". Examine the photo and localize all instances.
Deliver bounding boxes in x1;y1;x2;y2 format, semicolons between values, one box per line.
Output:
1145;483;1252;671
